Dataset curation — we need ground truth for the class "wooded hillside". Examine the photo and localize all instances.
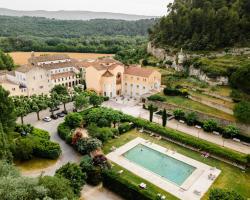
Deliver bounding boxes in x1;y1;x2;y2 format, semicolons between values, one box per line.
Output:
149;0;250;50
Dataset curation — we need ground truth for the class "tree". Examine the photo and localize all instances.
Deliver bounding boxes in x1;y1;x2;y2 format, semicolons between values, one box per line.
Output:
39;176;75;199
74;93;89;111
31;96;47;120
173;109;185;120
234;101;250;124
60;94;71;113
203;119;218;132
230;65;250;94
148;104;157;122
75;138;102;154
55;163;86;195
48;92;60;116
51;85;68;96
185;112;198;126
0;123;13;162
65;113;83;128
162;109;167;127
223;125;240;139
89;94;103;107
0;86;16;131
14;138;34;161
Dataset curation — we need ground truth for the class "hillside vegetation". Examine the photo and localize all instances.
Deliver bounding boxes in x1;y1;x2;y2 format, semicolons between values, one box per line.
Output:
149;0;250;50
0;16;155;53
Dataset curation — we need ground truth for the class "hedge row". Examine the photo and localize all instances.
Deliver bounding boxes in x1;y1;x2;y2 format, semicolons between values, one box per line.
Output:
58;123;72;144
33;139;61;159
121;114;249;165
102;170;153;200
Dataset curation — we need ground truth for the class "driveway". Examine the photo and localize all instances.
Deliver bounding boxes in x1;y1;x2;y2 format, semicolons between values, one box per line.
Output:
103;100;250;154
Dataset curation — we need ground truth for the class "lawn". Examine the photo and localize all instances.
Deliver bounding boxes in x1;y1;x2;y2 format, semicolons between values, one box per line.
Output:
10;52;113;65
103;130;250;200
159;94;236;121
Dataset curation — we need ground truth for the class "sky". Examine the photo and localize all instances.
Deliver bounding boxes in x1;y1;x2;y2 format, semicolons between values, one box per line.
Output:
0;0;172;16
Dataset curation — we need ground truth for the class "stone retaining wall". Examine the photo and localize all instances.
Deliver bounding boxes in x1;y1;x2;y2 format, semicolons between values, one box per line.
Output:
146;100;250;135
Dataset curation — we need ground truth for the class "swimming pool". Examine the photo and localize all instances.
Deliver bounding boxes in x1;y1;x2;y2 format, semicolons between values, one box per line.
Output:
123;144;196;186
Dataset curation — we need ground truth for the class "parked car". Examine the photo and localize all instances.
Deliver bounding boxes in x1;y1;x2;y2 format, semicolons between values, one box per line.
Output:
56;112;65;118
62;110;68;115
43;117;52;122
50;114;58;120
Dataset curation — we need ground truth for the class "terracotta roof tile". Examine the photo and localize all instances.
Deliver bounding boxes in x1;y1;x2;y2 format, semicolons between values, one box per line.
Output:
29;54;70;64
124;67;154;78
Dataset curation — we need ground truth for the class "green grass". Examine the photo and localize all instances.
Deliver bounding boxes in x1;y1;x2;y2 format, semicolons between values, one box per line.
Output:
103;130;250;200
159;94;235;121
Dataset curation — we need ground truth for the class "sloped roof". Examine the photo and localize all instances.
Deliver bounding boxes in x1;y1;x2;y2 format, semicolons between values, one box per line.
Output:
28;54;70;64
124;67;154;78
102;70;114;77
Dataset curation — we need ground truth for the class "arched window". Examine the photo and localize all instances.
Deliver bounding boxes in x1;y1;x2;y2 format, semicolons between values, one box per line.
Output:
116;73;122;84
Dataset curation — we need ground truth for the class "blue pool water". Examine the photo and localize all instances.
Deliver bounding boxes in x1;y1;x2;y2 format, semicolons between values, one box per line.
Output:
123;144;196;185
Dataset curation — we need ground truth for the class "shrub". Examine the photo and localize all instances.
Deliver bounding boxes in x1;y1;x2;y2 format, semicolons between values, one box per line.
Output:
15;124;34;135
39;176;75;199
103;96;110;101
97;118;111;127
87;124;114;142
147;94;165;102
185;112;197;126
56;163;86;195
33;139;61;159
234;101;250;124
118;122;133;134
173;109;185;120
223;125;240;139
31;128;50;140
14;138;33;161
103;170;154;200
80;155;103;186
58;123;71;140
163;88;189;96
209;189;244;200
65;113;83;128
203;119;218;132
75;138;102;154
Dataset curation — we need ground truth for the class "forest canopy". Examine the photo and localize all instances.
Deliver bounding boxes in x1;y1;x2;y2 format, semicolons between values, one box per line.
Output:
149;0;250;51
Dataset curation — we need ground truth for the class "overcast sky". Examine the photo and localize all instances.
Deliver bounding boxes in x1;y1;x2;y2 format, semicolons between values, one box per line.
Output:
0;0;172;16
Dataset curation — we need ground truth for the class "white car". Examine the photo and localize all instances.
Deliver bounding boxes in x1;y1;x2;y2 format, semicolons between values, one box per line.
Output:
43;117;52;122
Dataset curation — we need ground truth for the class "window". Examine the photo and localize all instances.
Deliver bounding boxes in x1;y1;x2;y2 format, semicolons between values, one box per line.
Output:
130;84;133;87
137;78;139;81
12;88;15;91
33;76;36;80
40;86;44;89
54;80;56;83
125;83;127;86
40;75;43;79
137;85;139;88
143;86;146;90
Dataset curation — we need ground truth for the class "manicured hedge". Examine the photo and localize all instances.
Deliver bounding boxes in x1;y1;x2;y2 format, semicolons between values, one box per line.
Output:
127;116;249;165
58;123;72;141
33;139;61;159
102;170;153;200
118;122;133;134
31;128;50;140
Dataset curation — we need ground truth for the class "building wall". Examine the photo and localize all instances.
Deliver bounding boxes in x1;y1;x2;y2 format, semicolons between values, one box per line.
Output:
25;67;51;95
123;71;161;97
85;67;103;94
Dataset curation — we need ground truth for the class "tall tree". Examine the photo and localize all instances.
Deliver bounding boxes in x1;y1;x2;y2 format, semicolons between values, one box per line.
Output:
162;109;167;127
0;86;16;131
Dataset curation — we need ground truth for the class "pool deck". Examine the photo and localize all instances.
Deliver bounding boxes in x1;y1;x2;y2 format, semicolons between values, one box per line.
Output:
106;137;221;200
